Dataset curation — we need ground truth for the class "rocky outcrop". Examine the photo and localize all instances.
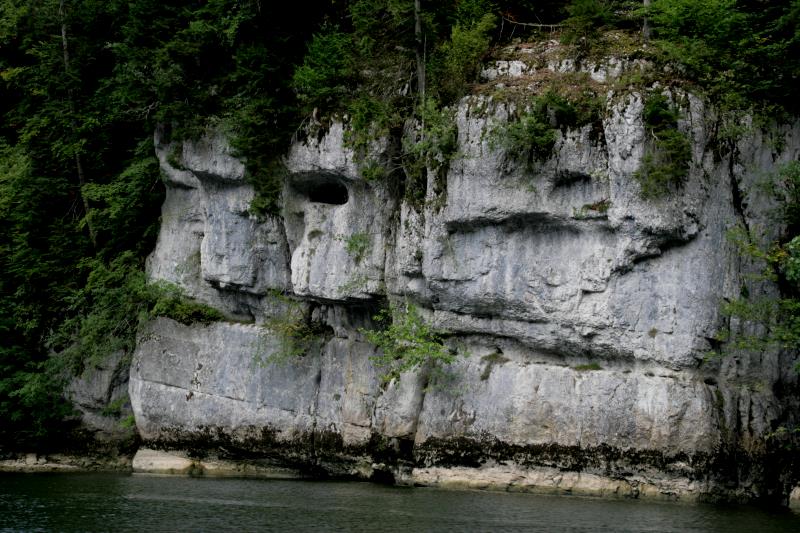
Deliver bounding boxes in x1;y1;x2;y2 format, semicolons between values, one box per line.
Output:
129;51;800;502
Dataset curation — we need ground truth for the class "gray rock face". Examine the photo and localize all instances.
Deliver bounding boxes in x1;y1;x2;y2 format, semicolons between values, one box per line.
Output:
148;130;291;320
68;351;133;442
130;61;800;501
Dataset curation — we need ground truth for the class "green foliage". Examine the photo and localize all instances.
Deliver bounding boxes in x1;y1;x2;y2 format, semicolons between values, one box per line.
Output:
490;84;604;171
344;232;370;264
491;105;551;169
258;292;329;365
0;140;90;444
120;414;137;429
49;254;150;374
634;93;691;198
546;86;604;129
49;252;224;375
226;96;298;219
149;282;225;326
562;0;616;49
292;29;352;115
81;146;163;256
772;161;800;232
717;162;800;362
242;158;287;219
646;0;800;113
717;293;800;375
573;362;603;371
345;94;398;156
496;109;556;167
359;159;387;183
101;395;128;418
0;362;73;441
428;12;497;104
362;302;457;384
784;237;800;285
402;99;459;206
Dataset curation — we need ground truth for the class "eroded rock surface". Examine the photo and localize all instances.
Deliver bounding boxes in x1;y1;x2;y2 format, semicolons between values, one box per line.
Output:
130;58;800;502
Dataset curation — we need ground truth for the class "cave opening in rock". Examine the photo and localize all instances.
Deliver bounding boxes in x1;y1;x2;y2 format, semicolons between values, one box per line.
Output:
308;181;348;205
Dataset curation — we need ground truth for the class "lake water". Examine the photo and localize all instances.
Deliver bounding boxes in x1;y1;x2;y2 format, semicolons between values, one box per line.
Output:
2;473;800;532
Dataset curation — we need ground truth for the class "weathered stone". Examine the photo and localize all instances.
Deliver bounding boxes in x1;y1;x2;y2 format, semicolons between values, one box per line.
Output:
790;486;800;510
130;54;800;503
132;448;194;475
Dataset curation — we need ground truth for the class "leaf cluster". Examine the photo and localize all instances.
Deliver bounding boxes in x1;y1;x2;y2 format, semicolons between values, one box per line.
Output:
362;302;457;384
561;0;616;49
491;89;599;169
49;252;224;376
258;292;329;366
428;11;498;104
344;232;371;264
633;93;691;198
717;162;800;364
402;99;459;207
645;0;800;114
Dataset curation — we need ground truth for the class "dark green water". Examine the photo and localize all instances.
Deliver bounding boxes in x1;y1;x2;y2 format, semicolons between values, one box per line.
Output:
2;474;800;532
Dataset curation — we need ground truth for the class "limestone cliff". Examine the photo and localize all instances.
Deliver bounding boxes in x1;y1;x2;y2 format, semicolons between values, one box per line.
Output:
128;46;800;502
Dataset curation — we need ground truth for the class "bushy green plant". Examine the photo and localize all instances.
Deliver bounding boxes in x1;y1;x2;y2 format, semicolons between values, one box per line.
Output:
50;254;148;374
562;0;615;50
783;237;800;285
50;253;224;374
490;84;606;171
344;232;370;264
345;94;398;156
573;362;603;371
718;296;800;358
773;161;800;233
359;159;387;183
81;148;164;255
225;94;298;219
362;302;457;384
646;0;800;113
428;12;497;104
258;292;329;366
402;98;459;206
101;395;129;418
242;158;287;219
502;110;556;164
120;414;137;429
716;162;800;363
292;28;352;114
491;103;557;169
149;282;225;325
641;92;679;127
537;91;578;127
634;93;691;198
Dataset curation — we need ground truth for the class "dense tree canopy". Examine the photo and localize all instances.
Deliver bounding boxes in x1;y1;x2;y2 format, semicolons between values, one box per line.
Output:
0;0;798;448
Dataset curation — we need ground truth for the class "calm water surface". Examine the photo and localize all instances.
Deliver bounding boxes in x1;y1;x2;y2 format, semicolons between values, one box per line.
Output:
2;473;799;532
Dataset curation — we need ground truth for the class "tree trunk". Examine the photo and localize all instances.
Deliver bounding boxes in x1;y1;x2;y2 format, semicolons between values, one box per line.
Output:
59;0;96;247
414;0;425;100
643;0;651;44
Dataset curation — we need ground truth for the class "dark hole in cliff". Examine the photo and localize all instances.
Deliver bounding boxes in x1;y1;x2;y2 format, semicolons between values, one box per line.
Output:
308;182;348;205
553;170;592;187
369;468;396;485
